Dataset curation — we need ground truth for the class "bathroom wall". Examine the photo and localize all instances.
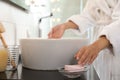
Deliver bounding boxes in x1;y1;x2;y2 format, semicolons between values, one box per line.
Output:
0;1;37;45
50;0;80;26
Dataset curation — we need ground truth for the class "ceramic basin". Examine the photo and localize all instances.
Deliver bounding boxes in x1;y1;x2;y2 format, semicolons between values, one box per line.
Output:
20;38;89;70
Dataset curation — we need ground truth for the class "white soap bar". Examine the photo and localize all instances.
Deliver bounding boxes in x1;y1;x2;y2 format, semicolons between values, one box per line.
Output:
64;65;84;72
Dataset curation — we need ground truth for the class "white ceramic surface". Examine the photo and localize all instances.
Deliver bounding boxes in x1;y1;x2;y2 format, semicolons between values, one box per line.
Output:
20;38;89;70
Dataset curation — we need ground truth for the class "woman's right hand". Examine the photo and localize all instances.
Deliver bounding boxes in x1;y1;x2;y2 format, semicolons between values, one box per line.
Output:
48;23;66;39
48;21;78;39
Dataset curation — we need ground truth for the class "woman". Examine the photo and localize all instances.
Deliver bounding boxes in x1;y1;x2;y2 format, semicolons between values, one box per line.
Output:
48;0;120;80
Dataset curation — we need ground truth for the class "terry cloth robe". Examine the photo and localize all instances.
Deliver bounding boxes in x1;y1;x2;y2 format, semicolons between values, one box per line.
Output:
68;0;120;80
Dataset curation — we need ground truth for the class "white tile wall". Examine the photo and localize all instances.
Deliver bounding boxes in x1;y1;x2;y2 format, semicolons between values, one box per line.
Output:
0;1;37;45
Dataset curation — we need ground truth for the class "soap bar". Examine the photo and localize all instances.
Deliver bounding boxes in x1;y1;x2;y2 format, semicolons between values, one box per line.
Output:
64;65;84;72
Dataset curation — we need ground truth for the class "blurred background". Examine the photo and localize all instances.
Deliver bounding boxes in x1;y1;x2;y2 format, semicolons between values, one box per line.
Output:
0;0;88;45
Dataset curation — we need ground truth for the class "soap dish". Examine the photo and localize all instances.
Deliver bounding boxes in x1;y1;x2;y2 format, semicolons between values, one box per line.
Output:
58;65;90;78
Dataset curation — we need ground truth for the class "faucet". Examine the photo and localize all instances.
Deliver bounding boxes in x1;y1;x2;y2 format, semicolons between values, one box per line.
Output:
37;13;53;37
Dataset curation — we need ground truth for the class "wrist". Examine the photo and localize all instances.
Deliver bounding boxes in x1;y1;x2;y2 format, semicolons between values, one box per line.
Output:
64;21;78;30
91;36;111;51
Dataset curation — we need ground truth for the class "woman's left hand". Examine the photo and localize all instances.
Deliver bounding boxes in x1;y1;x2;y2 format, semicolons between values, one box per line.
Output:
74;36;111;65
75;44;100;65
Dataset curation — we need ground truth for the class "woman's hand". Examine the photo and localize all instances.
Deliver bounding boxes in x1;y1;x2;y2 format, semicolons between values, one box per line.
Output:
75;44;101;65
48;21;78;39
48;24;66;39
75;36;111;65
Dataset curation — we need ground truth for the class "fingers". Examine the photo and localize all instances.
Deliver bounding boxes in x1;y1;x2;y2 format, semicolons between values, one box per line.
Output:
48;28;62;39
48;28;53;38
48;31;52;38
77;52;98;65
48;34;61;39
81;55;91;65
75;45;99;65
48;29;59;39
89;54;98;64
78;55;91;65
78;50;90;64
75;47;86;60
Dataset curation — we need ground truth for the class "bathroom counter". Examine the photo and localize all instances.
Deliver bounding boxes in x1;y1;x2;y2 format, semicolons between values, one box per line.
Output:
0;61;100;80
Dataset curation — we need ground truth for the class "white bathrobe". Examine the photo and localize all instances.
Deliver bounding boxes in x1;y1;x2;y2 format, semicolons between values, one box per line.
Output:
68;0;120;80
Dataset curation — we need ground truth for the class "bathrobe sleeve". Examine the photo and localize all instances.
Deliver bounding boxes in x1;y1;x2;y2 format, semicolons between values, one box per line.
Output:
98;1;120;54
99;20;120;54
67;0;96;33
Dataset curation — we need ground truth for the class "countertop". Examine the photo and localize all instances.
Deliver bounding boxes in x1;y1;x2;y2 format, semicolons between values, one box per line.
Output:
0;59;100;80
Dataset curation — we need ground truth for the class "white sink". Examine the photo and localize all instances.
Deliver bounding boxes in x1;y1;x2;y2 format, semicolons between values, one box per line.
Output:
20;38;89;70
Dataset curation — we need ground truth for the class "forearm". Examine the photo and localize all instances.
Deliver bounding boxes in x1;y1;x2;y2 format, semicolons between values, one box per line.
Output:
91;36;111;51
63;20;79;30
